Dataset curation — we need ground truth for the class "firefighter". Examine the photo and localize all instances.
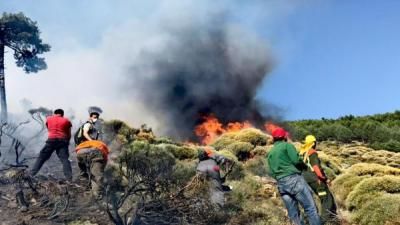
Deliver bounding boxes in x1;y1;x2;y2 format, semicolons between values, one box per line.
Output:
300;135;338;224
82;111;101;142
267;128;321;225
75;140;109;199
196;147;231;207
31;109;73;181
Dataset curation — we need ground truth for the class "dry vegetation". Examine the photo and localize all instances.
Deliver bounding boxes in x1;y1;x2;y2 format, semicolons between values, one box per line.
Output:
1;122;400;225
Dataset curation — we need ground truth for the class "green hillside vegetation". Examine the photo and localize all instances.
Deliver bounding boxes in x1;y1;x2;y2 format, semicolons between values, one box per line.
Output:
100;120;400;225
288;110;400;152
6;119;398;224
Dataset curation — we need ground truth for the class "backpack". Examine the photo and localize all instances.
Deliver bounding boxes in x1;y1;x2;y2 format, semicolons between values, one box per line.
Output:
74;121;94;146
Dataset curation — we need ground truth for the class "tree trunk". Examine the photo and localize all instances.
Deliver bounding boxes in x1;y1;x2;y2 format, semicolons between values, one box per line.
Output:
0;39;7;122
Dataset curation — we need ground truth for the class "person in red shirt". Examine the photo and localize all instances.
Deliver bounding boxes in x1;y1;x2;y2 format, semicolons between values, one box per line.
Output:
30;109;73;181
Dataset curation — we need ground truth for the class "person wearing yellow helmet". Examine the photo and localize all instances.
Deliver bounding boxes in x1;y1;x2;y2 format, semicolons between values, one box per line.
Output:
300;135;338;224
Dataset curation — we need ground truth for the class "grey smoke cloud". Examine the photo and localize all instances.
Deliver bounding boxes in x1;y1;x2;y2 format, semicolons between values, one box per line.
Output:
126;15;274;139
3;0;306;139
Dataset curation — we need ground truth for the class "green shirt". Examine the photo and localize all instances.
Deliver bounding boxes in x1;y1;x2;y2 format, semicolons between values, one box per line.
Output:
267;141;302;180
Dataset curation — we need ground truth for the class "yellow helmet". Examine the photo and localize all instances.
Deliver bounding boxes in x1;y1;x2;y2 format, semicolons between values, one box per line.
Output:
304;135;317;145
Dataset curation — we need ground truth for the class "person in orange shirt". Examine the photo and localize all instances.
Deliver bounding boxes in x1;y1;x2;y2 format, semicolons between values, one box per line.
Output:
75;140;109;199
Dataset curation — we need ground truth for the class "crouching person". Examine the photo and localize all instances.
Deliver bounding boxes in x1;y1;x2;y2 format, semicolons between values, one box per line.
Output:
196;147;231;208
75;140;109;199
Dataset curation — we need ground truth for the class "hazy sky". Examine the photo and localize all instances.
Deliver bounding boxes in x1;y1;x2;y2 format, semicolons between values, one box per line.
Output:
1;0;399;124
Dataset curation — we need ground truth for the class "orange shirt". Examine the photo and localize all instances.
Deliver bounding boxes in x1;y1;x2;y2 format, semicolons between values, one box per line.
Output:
76;140;110;161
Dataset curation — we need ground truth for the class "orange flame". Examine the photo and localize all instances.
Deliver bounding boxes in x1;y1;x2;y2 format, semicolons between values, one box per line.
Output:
194;114;253;145
264;122;281;134
264;122;290;139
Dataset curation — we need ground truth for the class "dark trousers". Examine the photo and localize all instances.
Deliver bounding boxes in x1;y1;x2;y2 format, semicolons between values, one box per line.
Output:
31;139;72;180
307;180;337;224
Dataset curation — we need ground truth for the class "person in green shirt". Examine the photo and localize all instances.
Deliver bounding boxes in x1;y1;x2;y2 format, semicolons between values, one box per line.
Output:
267;128;321;225
300;135;338;224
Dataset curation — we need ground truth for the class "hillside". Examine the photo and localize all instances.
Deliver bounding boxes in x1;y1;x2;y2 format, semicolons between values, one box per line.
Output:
0;120;399;225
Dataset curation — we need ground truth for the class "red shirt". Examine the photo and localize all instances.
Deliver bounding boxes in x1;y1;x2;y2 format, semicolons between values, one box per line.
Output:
46;115;72;139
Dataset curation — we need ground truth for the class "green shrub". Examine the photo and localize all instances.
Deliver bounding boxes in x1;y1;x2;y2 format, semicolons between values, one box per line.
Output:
227;161;246;181
351;194;400;225
157;143;197;160
103;119;137;144
211;133;237;151
224;141;254;160
346;175;400;211
369;139;400;152
234;128;268;146
171;160;197;187
228;175;263;204
244;157;269;177
153;136;175;144
218;149;239;162
251;146;272;157
332;163;400;206
120;140;176;182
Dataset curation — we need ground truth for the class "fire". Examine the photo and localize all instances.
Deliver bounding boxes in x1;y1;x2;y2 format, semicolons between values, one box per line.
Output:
194;115;286;145
194;114;252;145
264;122;290;138
264;122;281;134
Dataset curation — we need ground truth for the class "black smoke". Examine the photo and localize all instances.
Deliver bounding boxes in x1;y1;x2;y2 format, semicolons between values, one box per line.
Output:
128;15;277;140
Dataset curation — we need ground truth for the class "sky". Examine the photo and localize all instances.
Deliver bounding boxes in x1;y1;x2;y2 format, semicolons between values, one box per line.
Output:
0;0;399;125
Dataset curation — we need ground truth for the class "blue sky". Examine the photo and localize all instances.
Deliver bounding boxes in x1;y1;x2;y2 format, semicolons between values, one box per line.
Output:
1;0;399;121
257;1;400;120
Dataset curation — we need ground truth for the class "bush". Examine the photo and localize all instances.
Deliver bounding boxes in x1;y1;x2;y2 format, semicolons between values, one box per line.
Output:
227;175;289;225
369;139;400;152
317;151;342;179
251;146;272;157
103;119;138;144
234;128;269;146
157;143;197;160
228;175;263;204
351;194;400;225
345;175;400;211
120;140;176;183
332;163;400;206
227;161;246;181
171;160;197;187
211;133;237;151
224;141;254;160
218;149;239;162
244;157;269;177
153;136;175;144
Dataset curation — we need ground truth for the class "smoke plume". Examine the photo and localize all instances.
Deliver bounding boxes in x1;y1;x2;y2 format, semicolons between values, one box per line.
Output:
126;13;275;139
